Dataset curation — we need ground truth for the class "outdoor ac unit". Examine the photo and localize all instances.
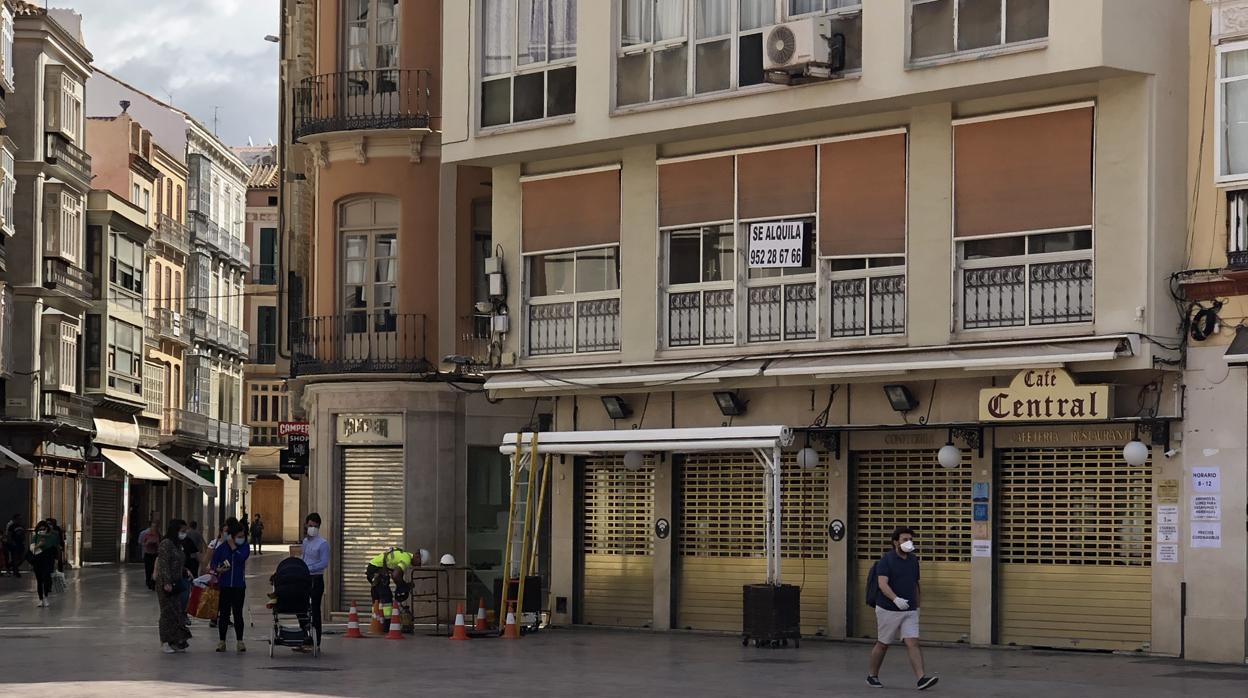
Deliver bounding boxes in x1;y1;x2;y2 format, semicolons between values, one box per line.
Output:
763;17;844;83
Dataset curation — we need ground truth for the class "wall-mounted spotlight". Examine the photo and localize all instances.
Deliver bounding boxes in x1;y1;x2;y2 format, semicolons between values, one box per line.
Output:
713;391;747;417
883;384;918;413
601;395;632;421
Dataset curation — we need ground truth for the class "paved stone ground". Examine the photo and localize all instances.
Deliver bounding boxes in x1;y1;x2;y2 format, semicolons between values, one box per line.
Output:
0;556;1245;697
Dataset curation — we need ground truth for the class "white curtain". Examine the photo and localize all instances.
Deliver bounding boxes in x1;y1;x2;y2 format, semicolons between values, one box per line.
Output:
519;0;547;65
621;0;653;46
482;0;514;76
697;0;731;38
550;0;577;60
739;0;775;30
655;0;686;41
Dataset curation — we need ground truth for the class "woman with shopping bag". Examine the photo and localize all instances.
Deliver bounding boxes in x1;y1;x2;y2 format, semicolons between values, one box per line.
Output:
29;521;58;607
155;519;192;654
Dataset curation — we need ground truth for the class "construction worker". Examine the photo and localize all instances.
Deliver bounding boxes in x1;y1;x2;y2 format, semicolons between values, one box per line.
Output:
365;547;414;625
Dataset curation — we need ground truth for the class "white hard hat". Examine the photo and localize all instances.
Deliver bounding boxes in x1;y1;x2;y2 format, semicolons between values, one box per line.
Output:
419;549;431;566
439;553;456;566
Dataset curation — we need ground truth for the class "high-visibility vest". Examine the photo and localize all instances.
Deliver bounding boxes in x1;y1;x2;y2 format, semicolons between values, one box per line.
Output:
369;548;413;573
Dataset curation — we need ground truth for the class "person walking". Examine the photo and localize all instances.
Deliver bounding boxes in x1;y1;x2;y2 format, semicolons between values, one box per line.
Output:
139;520;160;590
4;513;25;577
251;514;265;555
211;520;250;653
300;513;329;647
866;526;937;690
155;519;192;654
29;521;59;607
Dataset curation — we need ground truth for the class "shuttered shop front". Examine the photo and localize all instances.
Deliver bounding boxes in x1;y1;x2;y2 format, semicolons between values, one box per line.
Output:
677;453;828;634
339;446;405;610
580;456;654;627
83;479;122;563
852;449;972;643
997;447;1152;651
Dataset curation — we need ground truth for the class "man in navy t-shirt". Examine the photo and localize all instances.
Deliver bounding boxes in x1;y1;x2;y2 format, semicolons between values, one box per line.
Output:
866;526;937;690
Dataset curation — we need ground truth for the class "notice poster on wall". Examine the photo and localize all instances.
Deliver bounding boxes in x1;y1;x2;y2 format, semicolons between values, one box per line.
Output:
1191;467;1220;493
1157;504;1179;526
1191;522;1222;548
971;540;992;558
1157;523;1179;544
1156;544;1179;564
1191;495;1221;522
748;221;805;268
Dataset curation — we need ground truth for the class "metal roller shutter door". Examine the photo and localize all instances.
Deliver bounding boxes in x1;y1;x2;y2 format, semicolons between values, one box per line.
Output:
84;480;122;564
998;447;1152;651
852;449;972;643
678;453;829;634
339;447;405;611
581;456;655;627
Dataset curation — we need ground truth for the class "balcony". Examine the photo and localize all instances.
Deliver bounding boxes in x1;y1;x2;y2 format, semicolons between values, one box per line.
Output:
42;391;94;431
746;283;816;344
138;422;161;449
249;425;282;447
293;69;432;140
154;214;190;255
292;312;430;377
455;314;492;371
165;407;208;445
188;211;225;253
45;132;92;188
144;314;159;348
251;264;278;286
156;308;188;345
250;342;277;365
961;259;1093;330
43;257;93;303
527;298;621;356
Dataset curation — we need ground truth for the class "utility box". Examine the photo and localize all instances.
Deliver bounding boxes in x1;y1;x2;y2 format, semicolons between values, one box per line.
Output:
742;583;801;647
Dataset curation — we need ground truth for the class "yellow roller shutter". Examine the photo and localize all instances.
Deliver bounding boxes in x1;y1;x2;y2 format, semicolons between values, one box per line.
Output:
581;456;655;628
852;449;972;643
998;447;1152;651
678;453;829;635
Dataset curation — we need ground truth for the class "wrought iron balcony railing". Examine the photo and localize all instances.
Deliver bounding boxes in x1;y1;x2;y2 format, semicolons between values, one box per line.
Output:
292;312;430;376
527;298;621;356
293;69;433;140
250;342;277;365
45;132;92;186
961;259;1093;330
43;257;93;302
154;214;190;255
251;264;278;285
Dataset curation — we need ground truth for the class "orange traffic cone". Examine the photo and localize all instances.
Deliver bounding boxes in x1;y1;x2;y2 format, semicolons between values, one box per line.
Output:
474;599;488;632
502;602;520;640
450;603;470;641
386;604;404;640
368;601;385;636
345;601;364;639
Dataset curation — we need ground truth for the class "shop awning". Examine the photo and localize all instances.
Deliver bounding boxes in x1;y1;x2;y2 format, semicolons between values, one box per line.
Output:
763;336;1131;379
1225;326;1248;364
93;418;140;448
485;359;767;393
140;449;217;496
499;425;793;455
101;448;169;482
0;443;32;469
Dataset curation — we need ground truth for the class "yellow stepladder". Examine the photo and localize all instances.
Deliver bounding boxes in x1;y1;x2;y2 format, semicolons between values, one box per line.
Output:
499;430;550;634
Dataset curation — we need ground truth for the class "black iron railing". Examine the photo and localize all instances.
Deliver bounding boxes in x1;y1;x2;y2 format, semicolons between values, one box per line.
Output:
1228;249;1248;270
251;264;278;285
251;343;277;365
45;132;92;185
293;69;433;140
291;312;430;376
43;257;93;302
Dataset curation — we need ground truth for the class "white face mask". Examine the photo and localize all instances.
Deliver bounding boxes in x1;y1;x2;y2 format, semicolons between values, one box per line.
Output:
306;527;319;538
234;537;246;546
900;540;916;553
178;532;188;541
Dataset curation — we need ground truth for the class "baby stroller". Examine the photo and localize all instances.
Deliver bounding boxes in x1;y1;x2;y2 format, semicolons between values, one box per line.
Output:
268;557;319;658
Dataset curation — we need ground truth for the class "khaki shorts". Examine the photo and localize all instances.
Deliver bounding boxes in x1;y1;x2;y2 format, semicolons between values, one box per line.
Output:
875;607;920;644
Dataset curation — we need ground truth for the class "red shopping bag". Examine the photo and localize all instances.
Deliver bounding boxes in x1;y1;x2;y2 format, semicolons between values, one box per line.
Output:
187;584;205;616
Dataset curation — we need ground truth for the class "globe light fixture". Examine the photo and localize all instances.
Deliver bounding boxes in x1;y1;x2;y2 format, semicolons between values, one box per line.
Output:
1122;440;1150;466
797;446;820;470
937;443;962;469
623;450;644;471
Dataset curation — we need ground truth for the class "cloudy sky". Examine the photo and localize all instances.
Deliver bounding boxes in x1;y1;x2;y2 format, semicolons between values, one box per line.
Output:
64;0;279;147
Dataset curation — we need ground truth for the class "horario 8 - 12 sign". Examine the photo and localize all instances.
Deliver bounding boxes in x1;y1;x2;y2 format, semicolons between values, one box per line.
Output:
748;221;805;268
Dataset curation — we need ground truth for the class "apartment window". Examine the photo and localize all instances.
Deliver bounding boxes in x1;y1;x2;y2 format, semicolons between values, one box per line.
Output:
256;306;277;364
1;146;14;236
58;73;83;142
132;183;141;207
525;245;620;355
344;0;400;78
109;234;143;307
41;318;79;393
1219;43;1248;182
827;257;906;337
339;197;400;333
174;270;183;314
958;231;1092;329
176;185;184;223
258;227;278;284
143;360;165;416
44;190;83;264
143;188;151;214
664;225;735;346
909;0;1048;62
107;318;143;395
617;0;860;107
481;0;578;128
0;5;13;92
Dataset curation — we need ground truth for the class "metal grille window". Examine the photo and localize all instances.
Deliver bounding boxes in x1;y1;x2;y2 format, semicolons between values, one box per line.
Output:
998;447;1152;566
583;457;655;556
853;449;972;563
958;229;1092;329
827;256;906;337
746;218;817;343
664;225;735;347
909;0;1049;63
481;0;577;128
525;245;620;355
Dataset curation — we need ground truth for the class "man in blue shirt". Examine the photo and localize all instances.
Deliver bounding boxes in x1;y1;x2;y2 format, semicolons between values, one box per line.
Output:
867;526;937;690
300;513;329;646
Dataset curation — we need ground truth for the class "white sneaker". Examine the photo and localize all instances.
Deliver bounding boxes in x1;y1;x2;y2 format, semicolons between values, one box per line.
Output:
161;643;176;654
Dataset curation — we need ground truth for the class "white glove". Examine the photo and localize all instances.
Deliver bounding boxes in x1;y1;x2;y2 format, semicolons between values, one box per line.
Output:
893;597;910;611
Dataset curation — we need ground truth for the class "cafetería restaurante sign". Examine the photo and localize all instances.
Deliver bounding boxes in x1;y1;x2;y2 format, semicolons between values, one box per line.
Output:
979;369;1111;422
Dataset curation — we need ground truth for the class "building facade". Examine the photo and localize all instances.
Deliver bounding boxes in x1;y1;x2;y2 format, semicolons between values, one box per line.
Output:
439;0;1219;660
280;0;533;617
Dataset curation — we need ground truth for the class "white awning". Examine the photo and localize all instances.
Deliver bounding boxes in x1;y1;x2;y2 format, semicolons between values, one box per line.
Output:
1225;327;1248;364
141;449;217;496
93;418;140;449
499;425;793;456
101;448;169;482
0;444;32;469
762;337;1131;379
485;360;767;393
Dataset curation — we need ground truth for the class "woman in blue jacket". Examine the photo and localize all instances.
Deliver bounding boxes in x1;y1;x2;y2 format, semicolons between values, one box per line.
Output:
210;521;250;652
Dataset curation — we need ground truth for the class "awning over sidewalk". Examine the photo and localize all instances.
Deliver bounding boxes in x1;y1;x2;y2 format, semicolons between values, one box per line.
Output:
101;448;169;482
0;444;32;469
485;359;767;393
140;449;217;496
93;418;140;448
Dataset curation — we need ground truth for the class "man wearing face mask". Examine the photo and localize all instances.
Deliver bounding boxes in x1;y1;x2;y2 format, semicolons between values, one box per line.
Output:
867;526;937;690
300;513;329;647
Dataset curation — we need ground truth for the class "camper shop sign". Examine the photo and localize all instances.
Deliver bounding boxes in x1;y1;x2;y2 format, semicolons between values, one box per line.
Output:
748;221;805;268
979;369;1111;422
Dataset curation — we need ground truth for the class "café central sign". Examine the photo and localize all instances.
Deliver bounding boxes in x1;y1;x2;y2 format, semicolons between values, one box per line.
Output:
979;369;1110;422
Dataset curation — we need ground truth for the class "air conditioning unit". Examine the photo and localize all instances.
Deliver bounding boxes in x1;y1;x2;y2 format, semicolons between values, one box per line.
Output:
763;17;845;84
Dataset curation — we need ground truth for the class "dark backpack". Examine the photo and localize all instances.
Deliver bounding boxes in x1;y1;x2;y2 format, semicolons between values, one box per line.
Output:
864;560;880;608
